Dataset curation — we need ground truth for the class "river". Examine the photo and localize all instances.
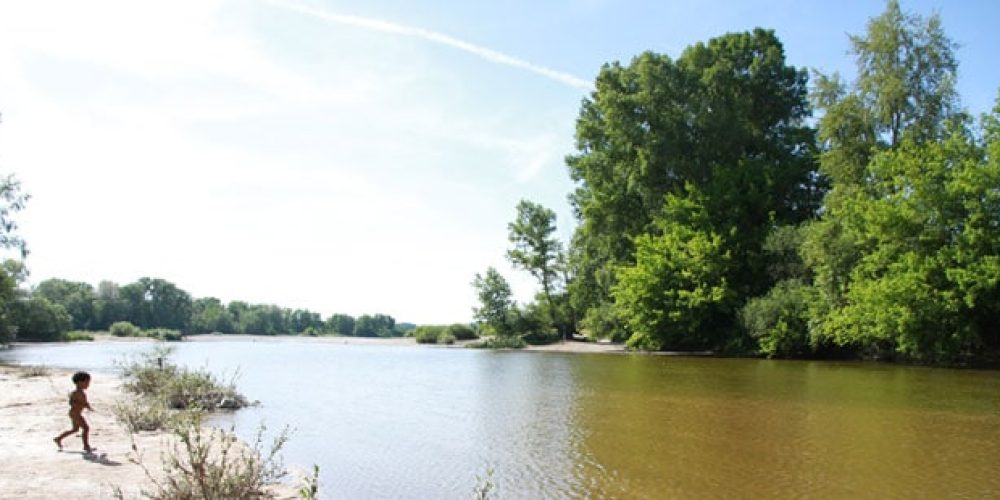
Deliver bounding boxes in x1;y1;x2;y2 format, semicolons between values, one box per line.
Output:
2;338;999;498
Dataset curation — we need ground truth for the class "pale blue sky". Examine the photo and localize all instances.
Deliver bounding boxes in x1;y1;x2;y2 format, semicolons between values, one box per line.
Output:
0;0;997;324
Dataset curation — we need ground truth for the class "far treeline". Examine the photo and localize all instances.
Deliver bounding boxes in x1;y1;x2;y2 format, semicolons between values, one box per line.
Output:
474;1;1000;363
0;272;411;342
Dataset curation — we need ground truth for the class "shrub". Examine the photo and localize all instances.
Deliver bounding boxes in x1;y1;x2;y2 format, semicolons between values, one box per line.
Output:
444;324;478;340
466;336;526;349
110;321;141;337
113;397;173;432
522;330;561;345
413;325;446;344
146;328;183;341
438;333;456;345
119;412;290;500
64;331;95;342
740;279;815;358
118;347;248;411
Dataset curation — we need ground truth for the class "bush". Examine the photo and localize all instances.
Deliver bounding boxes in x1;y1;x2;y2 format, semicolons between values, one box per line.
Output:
113;397;173;432
64;331;95;342
467;336;527;349
522;330;561;345
119;412;290;500
145;328;183;341
110;321;141;337
444;324;478;340
740;279;815;358
438;333;456;345
413;325;446;344
118;347;248;412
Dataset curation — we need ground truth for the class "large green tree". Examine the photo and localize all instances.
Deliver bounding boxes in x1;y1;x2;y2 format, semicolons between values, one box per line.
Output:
33;279;97;331
119;277;193;331
568;28;819;346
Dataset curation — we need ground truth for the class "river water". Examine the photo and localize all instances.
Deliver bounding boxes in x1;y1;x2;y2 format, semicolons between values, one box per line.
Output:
3;339;999;498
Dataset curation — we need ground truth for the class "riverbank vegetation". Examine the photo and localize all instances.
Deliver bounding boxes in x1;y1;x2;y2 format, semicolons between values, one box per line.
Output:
470;1;1000;364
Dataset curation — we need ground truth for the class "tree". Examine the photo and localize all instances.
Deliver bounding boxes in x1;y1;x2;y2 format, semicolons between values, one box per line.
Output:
327;313;355;336
472;267;515;337
566;29;819;342
0;174;29;258
506;200;567;336
33;279;97;331
0;174;28;344
613;192;732;350
12;296;72;341
190;297;236;334
119;277;193;331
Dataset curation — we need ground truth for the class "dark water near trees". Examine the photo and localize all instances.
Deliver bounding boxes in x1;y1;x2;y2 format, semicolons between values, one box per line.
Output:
3;339;1000;498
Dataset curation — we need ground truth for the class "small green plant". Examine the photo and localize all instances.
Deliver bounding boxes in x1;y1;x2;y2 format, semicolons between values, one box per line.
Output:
297;464;321;500
438;333;457;345
63;331;95;342
110;321;141;337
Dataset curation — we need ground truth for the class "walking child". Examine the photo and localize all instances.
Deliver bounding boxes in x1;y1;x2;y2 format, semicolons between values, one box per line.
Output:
53;371;94;453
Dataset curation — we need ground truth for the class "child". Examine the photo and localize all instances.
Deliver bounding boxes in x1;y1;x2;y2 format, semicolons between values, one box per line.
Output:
53;371;94;453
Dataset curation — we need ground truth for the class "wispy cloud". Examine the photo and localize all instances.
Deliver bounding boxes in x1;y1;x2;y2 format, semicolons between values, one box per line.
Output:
262;0;594;91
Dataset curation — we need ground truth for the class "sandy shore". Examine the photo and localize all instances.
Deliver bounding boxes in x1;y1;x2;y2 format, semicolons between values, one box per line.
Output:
0;364;297;499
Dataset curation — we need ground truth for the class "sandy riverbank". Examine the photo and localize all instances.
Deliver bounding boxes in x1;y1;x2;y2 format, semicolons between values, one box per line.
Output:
0;364;297;499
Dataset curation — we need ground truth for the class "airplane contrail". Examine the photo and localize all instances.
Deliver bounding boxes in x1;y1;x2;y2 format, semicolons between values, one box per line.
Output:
262;0;594;91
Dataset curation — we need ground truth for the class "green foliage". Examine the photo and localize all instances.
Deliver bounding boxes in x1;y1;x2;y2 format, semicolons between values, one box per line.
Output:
740;280;817;358
438;333;456;345
580;302;628;342
118;347;248;411
466;336;527;349
566;28;820;348
11;296;72;341
190;297;235;334
413;325;446;344
327;313;355;336
472;267;515;337
298;465;321;500
507;200;565;329
113;397;174;432
119;277;192;331
0;174;29;257
613;193;733;350
33;279;97;331
146;328;184;341
64;330;95;342
353;313;396;337
110;320;141;337
444;323;477;340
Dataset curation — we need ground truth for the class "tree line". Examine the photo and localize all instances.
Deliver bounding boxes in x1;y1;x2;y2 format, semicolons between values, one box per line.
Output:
473;1;1000;363
0;272;407;342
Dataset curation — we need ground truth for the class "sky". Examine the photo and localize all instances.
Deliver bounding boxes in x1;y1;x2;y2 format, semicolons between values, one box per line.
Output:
0;0;998;325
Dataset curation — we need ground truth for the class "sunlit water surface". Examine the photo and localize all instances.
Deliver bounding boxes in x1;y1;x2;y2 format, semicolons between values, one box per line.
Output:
3;339;999;498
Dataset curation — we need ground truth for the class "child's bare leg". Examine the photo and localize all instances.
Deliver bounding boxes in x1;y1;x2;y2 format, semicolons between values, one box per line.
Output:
81;420;92;452
54;423;80;449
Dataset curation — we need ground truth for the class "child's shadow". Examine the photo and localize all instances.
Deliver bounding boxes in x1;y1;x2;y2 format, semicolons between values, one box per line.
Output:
64;450;122;466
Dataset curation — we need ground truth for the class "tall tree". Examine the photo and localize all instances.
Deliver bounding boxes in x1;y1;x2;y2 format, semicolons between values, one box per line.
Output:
33;279;97;331
506;200;564;334
567;28;819;345
472;267;515;337
119;277;192;331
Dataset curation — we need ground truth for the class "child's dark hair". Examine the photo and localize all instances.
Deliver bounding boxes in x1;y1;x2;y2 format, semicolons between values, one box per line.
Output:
71;371;91;384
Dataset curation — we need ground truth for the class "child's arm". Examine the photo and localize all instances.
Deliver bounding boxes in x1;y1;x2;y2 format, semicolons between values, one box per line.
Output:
82;392;94;411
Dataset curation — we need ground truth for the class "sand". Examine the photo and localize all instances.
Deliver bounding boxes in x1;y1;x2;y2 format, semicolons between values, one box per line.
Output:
0;364;297;499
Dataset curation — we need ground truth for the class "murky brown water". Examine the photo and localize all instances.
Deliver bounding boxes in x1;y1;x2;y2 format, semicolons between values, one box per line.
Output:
4;341;999;498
